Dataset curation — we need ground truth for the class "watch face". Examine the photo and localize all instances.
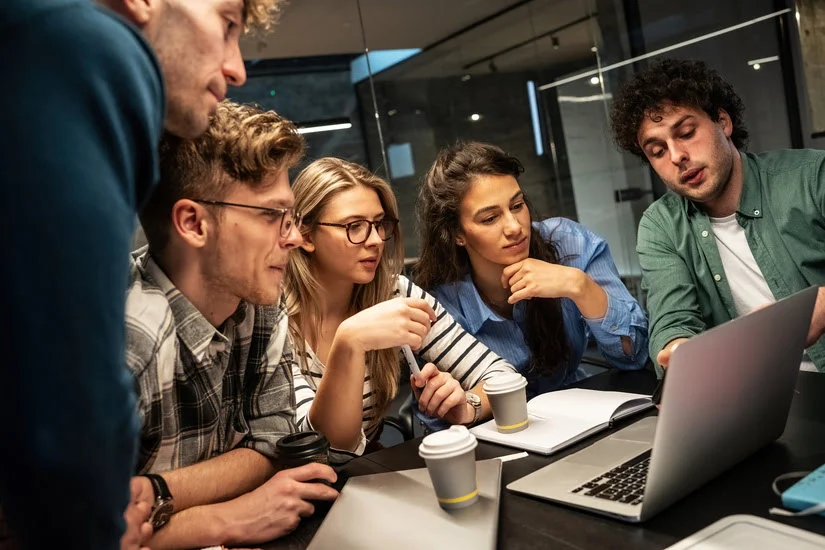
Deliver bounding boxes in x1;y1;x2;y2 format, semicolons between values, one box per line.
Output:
149;499;174;530
466;392;481;406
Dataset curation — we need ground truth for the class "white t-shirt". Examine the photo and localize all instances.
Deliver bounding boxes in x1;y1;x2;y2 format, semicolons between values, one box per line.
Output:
710;214;816;371
709;214;775;316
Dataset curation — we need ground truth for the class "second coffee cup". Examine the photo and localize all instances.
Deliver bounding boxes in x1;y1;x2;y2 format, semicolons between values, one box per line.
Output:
418;425;479;510
483;372;529;433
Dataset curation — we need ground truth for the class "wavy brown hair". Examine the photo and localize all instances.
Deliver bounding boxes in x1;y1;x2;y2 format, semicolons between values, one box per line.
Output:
243;0;287;33
141;100;305;253
415;141;570;378
99;0;285;33
285;158;405;429
610;58;748;162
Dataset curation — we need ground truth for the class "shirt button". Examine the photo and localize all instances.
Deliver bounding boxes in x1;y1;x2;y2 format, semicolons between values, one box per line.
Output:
753;209;760;216
714;274;722;282
701;230;709;238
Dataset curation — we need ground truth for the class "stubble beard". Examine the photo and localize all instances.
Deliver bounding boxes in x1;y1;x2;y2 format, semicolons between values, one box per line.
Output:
151;8;212;139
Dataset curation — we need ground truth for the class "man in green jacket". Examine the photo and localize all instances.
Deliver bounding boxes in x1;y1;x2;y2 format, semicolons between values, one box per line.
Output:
610;58;825;375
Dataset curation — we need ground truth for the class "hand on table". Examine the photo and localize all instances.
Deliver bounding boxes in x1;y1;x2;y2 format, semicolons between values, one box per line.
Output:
220;462;338;546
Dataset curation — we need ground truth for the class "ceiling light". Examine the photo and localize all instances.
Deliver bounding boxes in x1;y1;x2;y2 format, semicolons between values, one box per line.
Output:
590;76;601;85
461;74;472;82
470;113;481;122
591;46;598;53
388;109;398;116
552;36;560;50
747;56;778;69
297;119;352;135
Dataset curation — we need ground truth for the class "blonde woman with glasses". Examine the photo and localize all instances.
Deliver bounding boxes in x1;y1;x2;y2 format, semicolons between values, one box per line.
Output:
285;158;515;462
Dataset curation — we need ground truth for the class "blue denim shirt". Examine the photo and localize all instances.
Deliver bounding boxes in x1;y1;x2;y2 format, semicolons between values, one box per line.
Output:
432;218;649;400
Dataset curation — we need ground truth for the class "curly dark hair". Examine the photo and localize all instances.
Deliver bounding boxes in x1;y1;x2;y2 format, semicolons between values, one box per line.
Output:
415;141;570;379
610;59;748;161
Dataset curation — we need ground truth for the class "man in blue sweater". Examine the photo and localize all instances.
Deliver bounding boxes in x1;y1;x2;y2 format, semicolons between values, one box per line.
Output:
0;0;283;548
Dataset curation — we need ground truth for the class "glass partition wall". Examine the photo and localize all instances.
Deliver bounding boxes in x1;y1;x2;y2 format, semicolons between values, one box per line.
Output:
235;0;804;304
233;0;374;171
355;0;801;302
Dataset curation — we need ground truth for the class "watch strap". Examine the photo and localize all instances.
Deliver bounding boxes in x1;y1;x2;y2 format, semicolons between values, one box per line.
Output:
143;473;172;501
465;391;482;424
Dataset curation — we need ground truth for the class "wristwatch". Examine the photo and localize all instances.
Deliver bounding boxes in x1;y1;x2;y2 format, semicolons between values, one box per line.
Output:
142;473;174;531
465;391;482;425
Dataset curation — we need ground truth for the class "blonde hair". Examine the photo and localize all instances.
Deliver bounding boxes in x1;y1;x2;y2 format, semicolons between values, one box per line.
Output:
286;158;405;429
141;100;305;252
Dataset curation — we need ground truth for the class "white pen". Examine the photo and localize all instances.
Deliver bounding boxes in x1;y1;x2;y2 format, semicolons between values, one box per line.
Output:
401;344;421;376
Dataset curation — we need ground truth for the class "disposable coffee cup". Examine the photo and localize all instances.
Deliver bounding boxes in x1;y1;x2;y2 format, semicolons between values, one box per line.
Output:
418;425;479;510
276;431;335;515
483;372;529;433
276;431;330;469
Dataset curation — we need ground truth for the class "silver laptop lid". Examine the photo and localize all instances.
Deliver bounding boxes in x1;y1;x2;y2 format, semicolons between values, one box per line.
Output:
643;286;818;515
506;287;817;522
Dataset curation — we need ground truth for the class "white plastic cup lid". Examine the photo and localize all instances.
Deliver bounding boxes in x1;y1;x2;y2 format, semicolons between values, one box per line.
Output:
418;425;478;459
483;371;528;395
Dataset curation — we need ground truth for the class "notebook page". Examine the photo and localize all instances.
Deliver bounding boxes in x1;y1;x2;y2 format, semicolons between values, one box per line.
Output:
527;388;652;424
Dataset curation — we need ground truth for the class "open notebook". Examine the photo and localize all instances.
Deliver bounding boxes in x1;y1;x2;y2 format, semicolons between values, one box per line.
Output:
470;388;654;455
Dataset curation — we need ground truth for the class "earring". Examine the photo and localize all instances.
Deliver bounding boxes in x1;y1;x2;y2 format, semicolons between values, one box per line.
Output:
456;238;465;246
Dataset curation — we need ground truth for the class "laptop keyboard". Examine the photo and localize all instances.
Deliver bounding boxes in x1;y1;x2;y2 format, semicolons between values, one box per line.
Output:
570;450;651;506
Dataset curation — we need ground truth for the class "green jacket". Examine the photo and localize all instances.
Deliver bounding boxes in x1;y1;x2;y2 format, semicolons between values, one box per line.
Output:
637;149;825;376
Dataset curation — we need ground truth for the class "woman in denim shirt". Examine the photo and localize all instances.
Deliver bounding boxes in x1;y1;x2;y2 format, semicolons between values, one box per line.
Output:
415;141;649;398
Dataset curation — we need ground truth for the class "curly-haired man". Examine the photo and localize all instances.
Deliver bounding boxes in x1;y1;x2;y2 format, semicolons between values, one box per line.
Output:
611;58;825;375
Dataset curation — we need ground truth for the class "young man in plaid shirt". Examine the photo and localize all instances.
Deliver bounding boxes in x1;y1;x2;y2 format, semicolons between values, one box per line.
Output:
125;101;337;549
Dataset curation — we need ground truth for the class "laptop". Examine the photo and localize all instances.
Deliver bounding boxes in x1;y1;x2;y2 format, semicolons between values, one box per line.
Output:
308;459;502;549
508;286;818;522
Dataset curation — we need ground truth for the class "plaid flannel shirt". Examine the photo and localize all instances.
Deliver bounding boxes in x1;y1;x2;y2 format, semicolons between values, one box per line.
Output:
125;248;296;474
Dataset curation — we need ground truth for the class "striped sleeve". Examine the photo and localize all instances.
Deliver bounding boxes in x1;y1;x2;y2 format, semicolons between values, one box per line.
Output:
291;354;317;433
289;335;368;460
397;275;516;388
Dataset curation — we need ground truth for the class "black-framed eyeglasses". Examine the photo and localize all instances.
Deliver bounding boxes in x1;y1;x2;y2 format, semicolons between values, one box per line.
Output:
316;217;398;244
193;199;302;237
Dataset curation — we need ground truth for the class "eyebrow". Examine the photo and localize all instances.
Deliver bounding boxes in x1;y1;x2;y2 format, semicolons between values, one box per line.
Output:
337;212;386;223
473;191;524;217
640;115;695;150
260;198;292;209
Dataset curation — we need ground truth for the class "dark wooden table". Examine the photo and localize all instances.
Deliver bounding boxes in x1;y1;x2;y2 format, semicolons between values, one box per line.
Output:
266;369;825;549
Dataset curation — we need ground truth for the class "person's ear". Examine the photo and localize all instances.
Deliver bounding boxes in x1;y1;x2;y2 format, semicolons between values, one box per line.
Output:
455;233;466;247
110;0;156;29
171;199;211;249
300;231;316;254
717;108;733;139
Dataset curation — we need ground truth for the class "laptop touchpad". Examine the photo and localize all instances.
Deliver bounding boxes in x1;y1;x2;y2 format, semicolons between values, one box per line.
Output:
567;438;652;468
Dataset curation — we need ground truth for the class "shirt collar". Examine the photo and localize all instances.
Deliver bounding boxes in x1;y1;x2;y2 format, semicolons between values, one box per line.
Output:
455;273;521;334
134;248;239;361
736;152;764;219
682;151;763;220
